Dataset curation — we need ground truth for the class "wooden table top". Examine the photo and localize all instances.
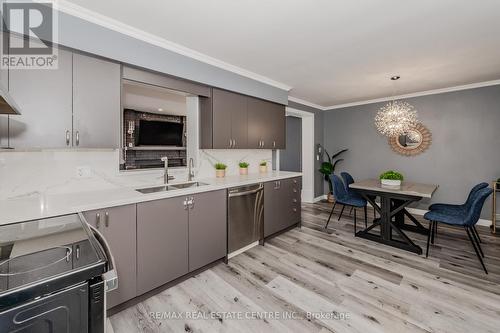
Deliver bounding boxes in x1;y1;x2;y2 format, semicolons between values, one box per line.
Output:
350;179;438;198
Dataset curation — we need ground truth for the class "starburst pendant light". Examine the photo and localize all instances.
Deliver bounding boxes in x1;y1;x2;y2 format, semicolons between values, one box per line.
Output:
375;76;418;137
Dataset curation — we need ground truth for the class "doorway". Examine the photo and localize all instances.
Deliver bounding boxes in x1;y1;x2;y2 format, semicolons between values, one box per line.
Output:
279;107;315;203
280;116;302;172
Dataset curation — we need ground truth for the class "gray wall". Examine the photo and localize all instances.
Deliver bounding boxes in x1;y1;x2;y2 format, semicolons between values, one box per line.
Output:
324;85;500;218
280;116;302;172
54;10;288;104
287;101;325;198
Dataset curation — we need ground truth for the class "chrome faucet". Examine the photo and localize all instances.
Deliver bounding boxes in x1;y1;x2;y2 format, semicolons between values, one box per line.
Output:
188;158;195;181
161;156;169;184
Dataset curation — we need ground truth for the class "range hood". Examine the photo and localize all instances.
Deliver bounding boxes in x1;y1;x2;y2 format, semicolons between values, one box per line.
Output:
0;81;21;115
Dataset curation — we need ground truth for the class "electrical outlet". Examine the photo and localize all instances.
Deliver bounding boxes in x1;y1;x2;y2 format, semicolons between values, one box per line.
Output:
76;166;92;178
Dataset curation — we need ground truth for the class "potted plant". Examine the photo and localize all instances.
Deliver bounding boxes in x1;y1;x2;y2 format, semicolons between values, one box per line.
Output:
380;170;404;186
319;147;348;202
259;161;268;173
215;163;227;178
239;162;249;175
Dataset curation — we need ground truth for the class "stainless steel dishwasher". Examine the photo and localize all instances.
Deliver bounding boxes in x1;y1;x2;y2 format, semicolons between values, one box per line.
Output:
228;183;264;254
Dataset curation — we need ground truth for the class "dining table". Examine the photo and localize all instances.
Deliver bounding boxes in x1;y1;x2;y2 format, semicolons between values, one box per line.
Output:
350;179;438;254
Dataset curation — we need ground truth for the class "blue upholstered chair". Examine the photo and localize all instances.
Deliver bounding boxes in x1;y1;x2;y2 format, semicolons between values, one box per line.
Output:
325;175;367;233
428;182;488;243
424;187;493;274
341;171;376;219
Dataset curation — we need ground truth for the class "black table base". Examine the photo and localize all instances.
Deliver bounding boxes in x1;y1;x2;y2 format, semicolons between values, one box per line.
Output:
354;191;430;255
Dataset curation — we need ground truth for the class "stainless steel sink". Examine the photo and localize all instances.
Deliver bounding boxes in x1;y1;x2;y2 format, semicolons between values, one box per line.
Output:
136;182;209;194
135;185;175;194
169;182;209;189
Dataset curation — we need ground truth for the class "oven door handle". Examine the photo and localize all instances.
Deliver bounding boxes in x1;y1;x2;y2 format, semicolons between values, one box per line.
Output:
86;223;118;293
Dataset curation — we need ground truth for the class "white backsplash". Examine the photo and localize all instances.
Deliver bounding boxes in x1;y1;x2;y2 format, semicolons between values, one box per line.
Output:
0;149;272;200
197;149;272;178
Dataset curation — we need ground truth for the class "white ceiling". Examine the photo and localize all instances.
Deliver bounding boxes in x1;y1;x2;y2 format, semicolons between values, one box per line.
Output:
62;0;500;108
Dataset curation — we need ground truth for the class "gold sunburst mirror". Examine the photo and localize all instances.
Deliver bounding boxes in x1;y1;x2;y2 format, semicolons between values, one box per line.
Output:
389;123;432;156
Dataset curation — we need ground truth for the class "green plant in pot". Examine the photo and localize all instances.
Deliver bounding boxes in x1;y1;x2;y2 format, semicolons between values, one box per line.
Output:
239;161;249;175
380;170;404;186
259;161;268;173
318;147;348;202
215;162;227;178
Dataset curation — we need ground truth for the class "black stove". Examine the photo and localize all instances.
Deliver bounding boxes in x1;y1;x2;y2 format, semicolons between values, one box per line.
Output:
0;213;115;333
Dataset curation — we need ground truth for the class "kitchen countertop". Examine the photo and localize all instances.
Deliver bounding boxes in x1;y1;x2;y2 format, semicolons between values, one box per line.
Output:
0;171;302;225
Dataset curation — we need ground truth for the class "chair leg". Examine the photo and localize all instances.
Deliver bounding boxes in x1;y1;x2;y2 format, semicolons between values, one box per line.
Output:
465;227;488;274
349;206;353;216
470;226;485;258
431;221;436;245
434;222;438;240
426;221;434;258
472;225;482;243
325;202;336;229
364;205;368;228
332;202;337;213
338;205;346;221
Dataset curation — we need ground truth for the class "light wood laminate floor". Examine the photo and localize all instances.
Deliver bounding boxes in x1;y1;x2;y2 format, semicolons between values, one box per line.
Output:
108;201;500;333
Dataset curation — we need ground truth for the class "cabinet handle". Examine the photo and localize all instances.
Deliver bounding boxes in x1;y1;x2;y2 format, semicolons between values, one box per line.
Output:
76;244;80;260
66;248;71;262
105;212;109;227
262;140;265;148
183;198;188;210
233;139;236;148
229;139;232;148
293;208;297;212
293;179;297;184
188;196;194;209
75;131;80;146
96;213;101;229
293;198;297;203
273;141;276;148
293;188;297;193
66;130;70;146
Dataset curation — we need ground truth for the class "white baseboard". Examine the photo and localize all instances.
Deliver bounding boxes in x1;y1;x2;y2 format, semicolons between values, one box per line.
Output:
313;195;327;202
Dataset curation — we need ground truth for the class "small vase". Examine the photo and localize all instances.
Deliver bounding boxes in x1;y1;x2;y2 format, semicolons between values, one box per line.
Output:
327;192;334;203
216;169;226;178
239;167;248;175
381;179;401;186
259;165;268;173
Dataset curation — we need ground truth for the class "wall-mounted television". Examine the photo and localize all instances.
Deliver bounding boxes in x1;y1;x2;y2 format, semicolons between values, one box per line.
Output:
137;120;183;146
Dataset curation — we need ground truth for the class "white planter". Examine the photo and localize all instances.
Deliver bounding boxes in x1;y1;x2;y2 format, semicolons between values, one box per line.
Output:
381;179;401;186
216;169;226;178
239;167;248;175
259;165;268;173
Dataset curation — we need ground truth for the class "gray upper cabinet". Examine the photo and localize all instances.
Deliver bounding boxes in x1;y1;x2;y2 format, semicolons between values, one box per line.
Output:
188;190;227;271
212;88;247;149
137;197;189;296
200;88;285;149
83;204;137;309
8;46;73;148
248;98;285;149
73;54;121;148
0;35;8;147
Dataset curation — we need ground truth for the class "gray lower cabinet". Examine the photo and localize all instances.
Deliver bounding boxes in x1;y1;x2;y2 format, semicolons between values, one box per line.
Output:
188;190;227;271
72;53;121;148
264;177;302;237
8;46;73;148
83;204;137;309
137;197;189;296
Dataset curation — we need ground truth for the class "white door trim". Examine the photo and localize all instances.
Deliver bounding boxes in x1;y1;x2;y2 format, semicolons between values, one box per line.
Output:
284;107;315;203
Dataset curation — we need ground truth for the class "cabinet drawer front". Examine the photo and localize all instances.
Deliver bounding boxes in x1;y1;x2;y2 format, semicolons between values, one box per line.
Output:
137;198;188;295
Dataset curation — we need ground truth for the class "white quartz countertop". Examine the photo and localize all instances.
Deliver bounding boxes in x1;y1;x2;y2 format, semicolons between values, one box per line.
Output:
0;171;301;225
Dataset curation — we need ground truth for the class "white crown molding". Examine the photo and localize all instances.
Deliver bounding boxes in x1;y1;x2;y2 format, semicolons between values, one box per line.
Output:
55;1;292;92
288;96;328;111
326;79;500;110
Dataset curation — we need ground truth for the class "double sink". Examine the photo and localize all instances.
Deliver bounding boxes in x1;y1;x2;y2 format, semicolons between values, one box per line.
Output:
136;181;209;194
